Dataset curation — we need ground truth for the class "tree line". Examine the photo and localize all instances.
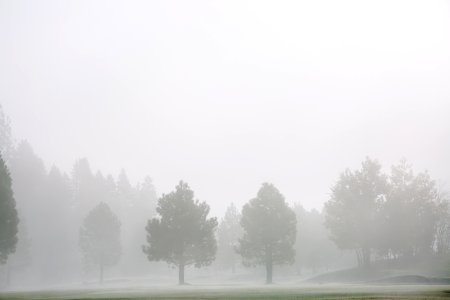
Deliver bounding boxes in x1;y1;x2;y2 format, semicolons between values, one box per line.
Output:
1;105;450;286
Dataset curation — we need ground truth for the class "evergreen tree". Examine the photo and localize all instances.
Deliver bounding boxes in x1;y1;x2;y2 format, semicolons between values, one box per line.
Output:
122;176;157;276
5;214;31;286
216;203;242;273
40;166;73;283
0;105;14;163
0;153;19;265
72;158;95;215
237;183;296;284
294;204;341;275
79;202;121;284
143;181;217;284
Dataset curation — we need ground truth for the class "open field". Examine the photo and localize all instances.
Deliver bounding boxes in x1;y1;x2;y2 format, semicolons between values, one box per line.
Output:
1;284;450;300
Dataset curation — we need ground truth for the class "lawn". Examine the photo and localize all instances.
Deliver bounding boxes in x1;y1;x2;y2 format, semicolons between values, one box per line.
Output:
1;284;450;300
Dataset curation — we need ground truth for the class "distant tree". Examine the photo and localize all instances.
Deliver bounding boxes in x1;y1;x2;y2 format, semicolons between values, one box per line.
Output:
79;202;121;284
5;214;31;286
122;176;157;276
72;158;95;215
324;157;388;268
117;168;134;210
137;176;158;216
237;183;296;284
0;105;14;162
8;141;49;284
143;181;217;285
0;153;19;265
216;203;242;273
435;197;450;256
9;141;47;211
380;160;440;259
40;166;73;283
294;204;343;275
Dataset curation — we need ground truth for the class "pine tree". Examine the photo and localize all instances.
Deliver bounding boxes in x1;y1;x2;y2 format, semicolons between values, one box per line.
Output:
0;153;19;265
79;202;121;284
143;181;217;284
237;183;296;284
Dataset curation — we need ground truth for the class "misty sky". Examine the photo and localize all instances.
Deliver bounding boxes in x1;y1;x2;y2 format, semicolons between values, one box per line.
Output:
1;0;449;216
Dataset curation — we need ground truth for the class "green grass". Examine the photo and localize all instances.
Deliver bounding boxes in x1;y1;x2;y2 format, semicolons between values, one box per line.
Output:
1;284;450;300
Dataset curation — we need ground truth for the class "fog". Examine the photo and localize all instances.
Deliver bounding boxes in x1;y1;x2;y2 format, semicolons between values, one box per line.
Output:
0;0;450;297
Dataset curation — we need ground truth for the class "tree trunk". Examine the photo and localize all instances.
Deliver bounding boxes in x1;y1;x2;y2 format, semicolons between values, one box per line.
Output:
265;245;273;284
266;260;273;284
99;262;104;284
362;246;371;269
5;263;11;287
178;263;185;285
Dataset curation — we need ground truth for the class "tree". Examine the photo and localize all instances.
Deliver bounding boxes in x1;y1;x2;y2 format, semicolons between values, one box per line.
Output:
40;166;73;283
324;157;388;268
0;153;19;265
216;203;242;273
143;181;217;285
5;214;31;287
380;160;441;260
121;176;157;276
79;202;121;284
0;105;14;163
237;183;296;284
72;158;95;216
294;204;341;275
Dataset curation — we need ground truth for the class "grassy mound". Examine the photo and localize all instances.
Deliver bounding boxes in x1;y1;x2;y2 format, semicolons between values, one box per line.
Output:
306;267;450;285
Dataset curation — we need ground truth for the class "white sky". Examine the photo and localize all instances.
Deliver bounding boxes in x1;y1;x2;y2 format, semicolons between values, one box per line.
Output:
1;0;450;217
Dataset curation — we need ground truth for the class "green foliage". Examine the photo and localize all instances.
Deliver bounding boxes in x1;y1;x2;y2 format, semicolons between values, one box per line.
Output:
237;183;297;267
79;202;121;270
0;153;19;264
143;181;218;269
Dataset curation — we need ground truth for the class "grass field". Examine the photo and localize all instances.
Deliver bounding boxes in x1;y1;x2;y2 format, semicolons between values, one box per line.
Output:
1;284;450;300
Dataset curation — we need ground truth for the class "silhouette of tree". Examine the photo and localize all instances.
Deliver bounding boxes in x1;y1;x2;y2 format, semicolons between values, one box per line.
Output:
237;183;296;284
143;181;217;284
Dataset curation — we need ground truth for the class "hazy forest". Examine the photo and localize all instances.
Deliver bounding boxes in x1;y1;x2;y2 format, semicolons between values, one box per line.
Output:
1;1;450;299
1;99;450;295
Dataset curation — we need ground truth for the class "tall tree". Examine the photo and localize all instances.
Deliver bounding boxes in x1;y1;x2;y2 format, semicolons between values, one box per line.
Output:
79;202;121;284
8;141;53;285
216;203;242;273
237;183;296;284
5;213;31;287
0;105;14;163
380;160;440;259
122;176;157;276
72;158;96;219
39;166;74;283
143;181;217;285
294;204;341;275
0;153;19;265
324;157;388;268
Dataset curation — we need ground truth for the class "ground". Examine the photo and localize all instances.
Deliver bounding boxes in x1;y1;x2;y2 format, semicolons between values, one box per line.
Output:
1;284;450;300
